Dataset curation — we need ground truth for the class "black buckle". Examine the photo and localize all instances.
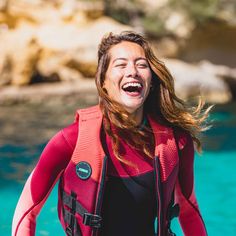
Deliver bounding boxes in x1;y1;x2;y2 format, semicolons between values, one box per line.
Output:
83;213;102;228
66;226;73;236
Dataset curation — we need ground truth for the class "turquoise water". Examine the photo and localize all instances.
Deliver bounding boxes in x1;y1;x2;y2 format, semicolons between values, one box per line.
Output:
1;103;236;235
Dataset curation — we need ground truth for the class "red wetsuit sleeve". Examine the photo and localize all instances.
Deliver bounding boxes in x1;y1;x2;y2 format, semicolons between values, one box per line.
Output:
175;131;207;236
12;122;78;236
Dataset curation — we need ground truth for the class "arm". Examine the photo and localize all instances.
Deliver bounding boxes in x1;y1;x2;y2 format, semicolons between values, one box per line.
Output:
12;123;78;236
175;132;207;236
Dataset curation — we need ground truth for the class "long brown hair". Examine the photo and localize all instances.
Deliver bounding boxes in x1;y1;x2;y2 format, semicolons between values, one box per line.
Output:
95;31;210;164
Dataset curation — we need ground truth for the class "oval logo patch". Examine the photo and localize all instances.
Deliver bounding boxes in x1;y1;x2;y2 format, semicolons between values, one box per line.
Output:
76;161;92;180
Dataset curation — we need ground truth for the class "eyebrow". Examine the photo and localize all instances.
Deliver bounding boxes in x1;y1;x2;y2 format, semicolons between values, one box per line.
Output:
112;57;147;63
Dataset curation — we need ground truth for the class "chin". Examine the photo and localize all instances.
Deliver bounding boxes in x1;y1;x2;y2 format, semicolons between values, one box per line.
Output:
123;104;143;114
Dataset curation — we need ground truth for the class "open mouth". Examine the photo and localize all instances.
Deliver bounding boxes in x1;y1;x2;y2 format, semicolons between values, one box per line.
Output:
122;82;143;94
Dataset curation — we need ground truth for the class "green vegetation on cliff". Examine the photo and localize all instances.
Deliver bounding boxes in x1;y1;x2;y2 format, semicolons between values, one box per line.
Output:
104;0;236;37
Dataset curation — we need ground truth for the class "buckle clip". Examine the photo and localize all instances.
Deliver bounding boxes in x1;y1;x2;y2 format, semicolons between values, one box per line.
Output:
65;226;73;236
83;213;102;228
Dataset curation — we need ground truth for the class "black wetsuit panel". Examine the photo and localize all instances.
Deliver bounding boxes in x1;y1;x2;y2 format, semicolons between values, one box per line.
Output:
100;171;157;236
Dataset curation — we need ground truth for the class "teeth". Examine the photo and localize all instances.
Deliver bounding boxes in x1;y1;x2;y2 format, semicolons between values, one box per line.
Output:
123;82;142;89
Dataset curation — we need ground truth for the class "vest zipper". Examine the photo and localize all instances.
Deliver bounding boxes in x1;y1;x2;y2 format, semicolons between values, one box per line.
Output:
92;155;108;236
154;156;163;236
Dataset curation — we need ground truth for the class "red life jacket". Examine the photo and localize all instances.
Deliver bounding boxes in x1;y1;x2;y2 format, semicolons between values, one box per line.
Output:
58;105;181;236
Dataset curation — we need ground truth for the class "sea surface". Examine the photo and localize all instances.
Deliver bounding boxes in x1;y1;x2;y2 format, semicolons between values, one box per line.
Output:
1;101;235;235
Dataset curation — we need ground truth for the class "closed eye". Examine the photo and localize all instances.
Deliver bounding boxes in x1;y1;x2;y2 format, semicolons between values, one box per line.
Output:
137;63;148;68
115;63;127;68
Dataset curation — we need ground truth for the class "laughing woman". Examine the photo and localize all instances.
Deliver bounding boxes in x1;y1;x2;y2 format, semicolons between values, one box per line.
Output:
12;31;209;236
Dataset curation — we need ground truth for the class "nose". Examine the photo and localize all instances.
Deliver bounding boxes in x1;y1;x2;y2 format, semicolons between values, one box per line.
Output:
125;63;138;78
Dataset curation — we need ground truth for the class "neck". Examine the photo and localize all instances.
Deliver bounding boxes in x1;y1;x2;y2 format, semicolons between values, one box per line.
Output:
129;107;144;125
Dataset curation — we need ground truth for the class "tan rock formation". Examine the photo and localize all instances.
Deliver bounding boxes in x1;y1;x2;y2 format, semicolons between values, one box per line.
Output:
165;59;234;103
0;23;40;85
0;1;132;84
0;55;12;86
0;0;235;105
5;0;104;26
36;16;131;78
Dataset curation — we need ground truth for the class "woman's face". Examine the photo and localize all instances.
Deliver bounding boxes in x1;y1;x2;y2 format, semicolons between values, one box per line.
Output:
103;41;152;120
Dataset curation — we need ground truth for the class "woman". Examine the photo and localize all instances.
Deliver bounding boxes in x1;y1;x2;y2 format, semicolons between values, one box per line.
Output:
12;31;209;236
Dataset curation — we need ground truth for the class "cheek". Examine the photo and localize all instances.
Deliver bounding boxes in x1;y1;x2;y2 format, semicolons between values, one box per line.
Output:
105;70;122;87
104;78;119;96
110;68;123;80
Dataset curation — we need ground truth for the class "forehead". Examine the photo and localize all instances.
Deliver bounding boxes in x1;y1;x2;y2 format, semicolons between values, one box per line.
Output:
109;41;146;60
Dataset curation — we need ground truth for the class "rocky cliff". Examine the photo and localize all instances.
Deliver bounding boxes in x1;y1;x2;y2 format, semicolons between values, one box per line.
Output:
0;0;235;104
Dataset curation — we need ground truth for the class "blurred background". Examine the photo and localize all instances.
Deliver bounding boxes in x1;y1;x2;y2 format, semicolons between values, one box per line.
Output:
0;0;235;235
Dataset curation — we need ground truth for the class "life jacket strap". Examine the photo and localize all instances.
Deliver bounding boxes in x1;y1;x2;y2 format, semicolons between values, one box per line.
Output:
63;191;88;216
62;190;102;229
64;209;82;236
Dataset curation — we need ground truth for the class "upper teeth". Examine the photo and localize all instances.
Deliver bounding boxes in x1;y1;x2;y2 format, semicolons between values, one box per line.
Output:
123;82;142;89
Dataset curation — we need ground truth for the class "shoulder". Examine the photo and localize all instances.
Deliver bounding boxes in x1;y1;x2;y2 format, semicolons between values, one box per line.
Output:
35;121;79;170
60;121;79;151
74;105;102;121
43;121;78;153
